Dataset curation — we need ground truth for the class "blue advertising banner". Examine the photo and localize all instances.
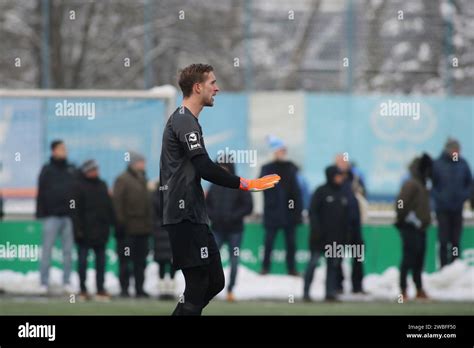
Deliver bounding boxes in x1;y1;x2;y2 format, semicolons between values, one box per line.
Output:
198;93;250;180
304;95;474;198
45;98;165;186
0;98;43;189
2;93;471;201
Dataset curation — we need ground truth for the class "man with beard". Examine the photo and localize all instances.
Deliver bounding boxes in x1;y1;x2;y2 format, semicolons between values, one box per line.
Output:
159;64;280;315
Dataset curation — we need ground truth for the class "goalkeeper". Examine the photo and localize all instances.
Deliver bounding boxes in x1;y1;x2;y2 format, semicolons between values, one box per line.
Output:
159;64;280;315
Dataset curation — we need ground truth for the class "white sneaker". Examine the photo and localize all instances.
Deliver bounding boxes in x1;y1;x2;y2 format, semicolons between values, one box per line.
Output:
38;285;48;295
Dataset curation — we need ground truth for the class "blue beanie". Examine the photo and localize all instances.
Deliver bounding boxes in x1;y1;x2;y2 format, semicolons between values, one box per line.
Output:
266;135;286;152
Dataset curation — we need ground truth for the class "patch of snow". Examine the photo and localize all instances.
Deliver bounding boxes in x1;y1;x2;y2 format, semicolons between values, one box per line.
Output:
1;260;472;302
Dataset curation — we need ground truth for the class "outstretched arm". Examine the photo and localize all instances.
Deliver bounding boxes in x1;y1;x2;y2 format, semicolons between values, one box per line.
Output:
191;154;240;188
173;114;280;191
191;154;280;191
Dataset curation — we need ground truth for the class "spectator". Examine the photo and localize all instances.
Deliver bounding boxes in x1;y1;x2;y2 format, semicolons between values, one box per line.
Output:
432;138;472;267
304;165;349;302
260;135;302;276
113;152;153;298
206;160;253;302
73;160;115;301
152;182;176;300
334;154;366;295
395;154;432;300
36;140;76;294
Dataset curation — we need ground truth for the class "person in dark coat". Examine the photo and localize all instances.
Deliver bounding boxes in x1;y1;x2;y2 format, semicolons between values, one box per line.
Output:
152;182;176;299
73;159;115;301
395;154;433;300
335;154;366;295
206;160;253;302
304;165;349;301
260;136;302;276
113;152;153;298
432;138;472;268
36;140;77;294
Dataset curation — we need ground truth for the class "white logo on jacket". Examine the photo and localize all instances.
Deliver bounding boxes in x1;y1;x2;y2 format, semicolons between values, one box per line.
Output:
185;131;202;150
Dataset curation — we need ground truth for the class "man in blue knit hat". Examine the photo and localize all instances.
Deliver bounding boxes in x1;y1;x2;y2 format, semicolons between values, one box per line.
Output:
260;135;303;276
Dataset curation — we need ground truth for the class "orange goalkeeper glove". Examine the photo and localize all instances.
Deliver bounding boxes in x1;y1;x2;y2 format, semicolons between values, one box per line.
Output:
239;174;281;192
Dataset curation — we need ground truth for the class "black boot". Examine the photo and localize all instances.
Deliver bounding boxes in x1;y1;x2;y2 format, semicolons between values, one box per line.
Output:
172;302;183;315
172;302;202;316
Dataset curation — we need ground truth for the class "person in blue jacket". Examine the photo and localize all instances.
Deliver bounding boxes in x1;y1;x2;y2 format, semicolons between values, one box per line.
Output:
260;136;303;276
432;138;472;268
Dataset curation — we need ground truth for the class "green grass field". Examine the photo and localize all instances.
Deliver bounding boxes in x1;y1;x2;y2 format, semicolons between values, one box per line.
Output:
1;297;473;315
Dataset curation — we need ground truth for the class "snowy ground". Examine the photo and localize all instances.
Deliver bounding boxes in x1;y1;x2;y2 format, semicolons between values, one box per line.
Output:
0;259;472;302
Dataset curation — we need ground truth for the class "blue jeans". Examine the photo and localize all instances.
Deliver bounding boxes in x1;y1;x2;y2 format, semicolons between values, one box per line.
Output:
213;231;242;293
40;216;73;286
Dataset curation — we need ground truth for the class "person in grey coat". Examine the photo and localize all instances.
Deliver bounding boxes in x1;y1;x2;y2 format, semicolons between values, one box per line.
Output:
113;151;153;298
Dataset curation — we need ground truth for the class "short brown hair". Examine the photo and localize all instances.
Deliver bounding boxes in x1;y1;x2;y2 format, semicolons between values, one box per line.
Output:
178;64;214;97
